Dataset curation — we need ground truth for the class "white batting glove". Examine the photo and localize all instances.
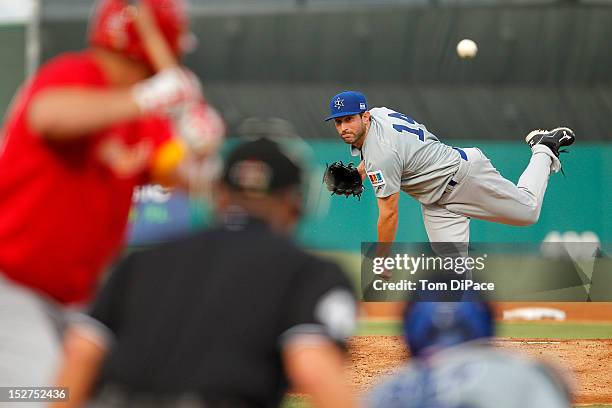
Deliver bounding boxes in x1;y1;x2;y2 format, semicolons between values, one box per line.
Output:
173;102;226;156
132;67;202;115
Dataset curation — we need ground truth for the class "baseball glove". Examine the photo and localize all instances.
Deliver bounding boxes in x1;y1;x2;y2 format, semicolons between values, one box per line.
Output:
323;161;364;199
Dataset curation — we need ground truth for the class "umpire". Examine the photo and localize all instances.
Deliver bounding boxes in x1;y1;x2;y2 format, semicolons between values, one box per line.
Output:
53;138;358;408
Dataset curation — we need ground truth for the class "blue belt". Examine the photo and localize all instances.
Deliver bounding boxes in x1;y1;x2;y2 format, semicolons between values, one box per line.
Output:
453;147;468;161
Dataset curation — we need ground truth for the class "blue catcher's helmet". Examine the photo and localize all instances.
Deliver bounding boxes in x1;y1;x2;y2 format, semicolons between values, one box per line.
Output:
403;297;493;357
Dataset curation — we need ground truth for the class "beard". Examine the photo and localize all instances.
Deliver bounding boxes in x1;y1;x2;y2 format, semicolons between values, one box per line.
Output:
342;124;366;145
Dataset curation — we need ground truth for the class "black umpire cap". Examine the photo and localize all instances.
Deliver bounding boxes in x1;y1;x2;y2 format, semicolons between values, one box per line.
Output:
222;138;302;194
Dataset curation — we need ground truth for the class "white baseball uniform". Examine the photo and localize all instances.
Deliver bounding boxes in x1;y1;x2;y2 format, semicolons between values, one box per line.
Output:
352;107;560;243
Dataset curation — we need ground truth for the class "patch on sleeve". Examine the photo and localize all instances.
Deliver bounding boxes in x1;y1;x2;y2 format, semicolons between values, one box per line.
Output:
367;170;386;187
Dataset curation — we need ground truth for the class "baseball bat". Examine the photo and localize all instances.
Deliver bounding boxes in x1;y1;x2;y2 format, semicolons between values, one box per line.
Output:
128;1;187;182
129;0;177;71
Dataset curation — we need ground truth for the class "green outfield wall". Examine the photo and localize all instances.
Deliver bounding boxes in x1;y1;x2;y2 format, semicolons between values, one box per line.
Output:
296;140;611;250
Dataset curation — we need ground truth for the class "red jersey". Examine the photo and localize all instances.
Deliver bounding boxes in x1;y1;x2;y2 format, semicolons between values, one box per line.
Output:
0;52;172;304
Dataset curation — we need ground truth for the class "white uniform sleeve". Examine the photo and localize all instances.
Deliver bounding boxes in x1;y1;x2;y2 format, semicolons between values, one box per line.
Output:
366;146;403;198
279;259;357;350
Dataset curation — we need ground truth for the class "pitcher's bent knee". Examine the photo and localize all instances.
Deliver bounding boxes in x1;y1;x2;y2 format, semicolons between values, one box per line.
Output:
509;206;540;226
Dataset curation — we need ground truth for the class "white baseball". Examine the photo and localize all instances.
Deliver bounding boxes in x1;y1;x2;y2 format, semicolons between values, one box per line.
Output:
457;39;478;59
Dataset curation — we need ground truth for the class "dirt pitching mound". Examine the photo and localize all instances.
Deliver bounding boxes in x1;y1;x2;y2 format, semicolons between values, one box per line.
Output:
348;337;612;404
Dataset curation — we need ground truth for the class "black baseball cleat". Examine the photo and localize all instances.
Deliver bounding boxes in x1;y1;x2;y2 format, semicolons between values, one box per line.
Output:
525;127;575;175
525;127;575;157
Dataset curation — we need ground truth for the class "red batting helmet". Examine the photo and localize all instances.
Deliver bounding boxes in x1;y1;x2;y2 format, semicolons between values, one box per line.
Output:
88;0;188;64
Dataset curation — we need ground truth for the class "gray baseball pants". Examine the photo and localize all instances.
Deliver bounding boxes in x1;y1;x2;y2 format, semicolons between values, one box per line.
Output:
421;145;557;243
0;274;66;408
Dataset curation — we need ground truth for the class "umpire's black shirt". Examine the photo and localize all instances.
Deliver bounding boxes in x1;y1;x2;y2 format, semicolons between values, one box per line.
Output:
84;213;356;407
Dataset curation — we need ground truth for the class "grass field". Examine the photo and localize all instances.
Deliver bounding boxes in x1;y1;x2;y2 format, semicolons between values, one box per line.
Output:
280;319;612;408
358;320;612;339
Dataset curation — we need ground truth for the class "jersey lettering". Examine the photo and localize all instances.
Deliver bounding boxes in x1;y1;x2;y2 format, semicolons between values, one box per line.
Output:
388;111;425;141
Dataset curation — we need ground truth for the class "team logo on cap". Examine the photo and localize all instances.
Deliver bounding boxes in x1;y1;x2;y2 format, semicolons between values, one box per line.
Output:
360;103;366;110
367;170;385;187
334;98;344;110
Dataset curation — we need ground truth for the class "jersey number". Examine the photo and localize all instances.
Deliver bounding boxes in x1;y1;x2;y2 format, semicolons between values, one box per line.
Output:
388;112;424;141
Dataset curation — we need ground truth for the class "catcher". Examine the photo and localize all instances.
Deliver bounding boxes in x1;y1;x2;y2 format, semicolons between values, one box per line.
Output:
367;293;572;408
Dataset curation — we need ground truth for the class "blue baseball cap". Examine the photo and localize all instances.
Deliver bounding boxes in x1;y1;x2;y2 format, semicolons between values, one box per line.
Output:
403;295;493;357
324;91;368;121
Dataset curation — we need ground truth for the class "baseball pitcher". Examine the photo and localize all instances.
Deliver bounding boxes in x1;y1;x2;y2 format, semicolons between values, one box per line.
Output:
324;91;575;244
